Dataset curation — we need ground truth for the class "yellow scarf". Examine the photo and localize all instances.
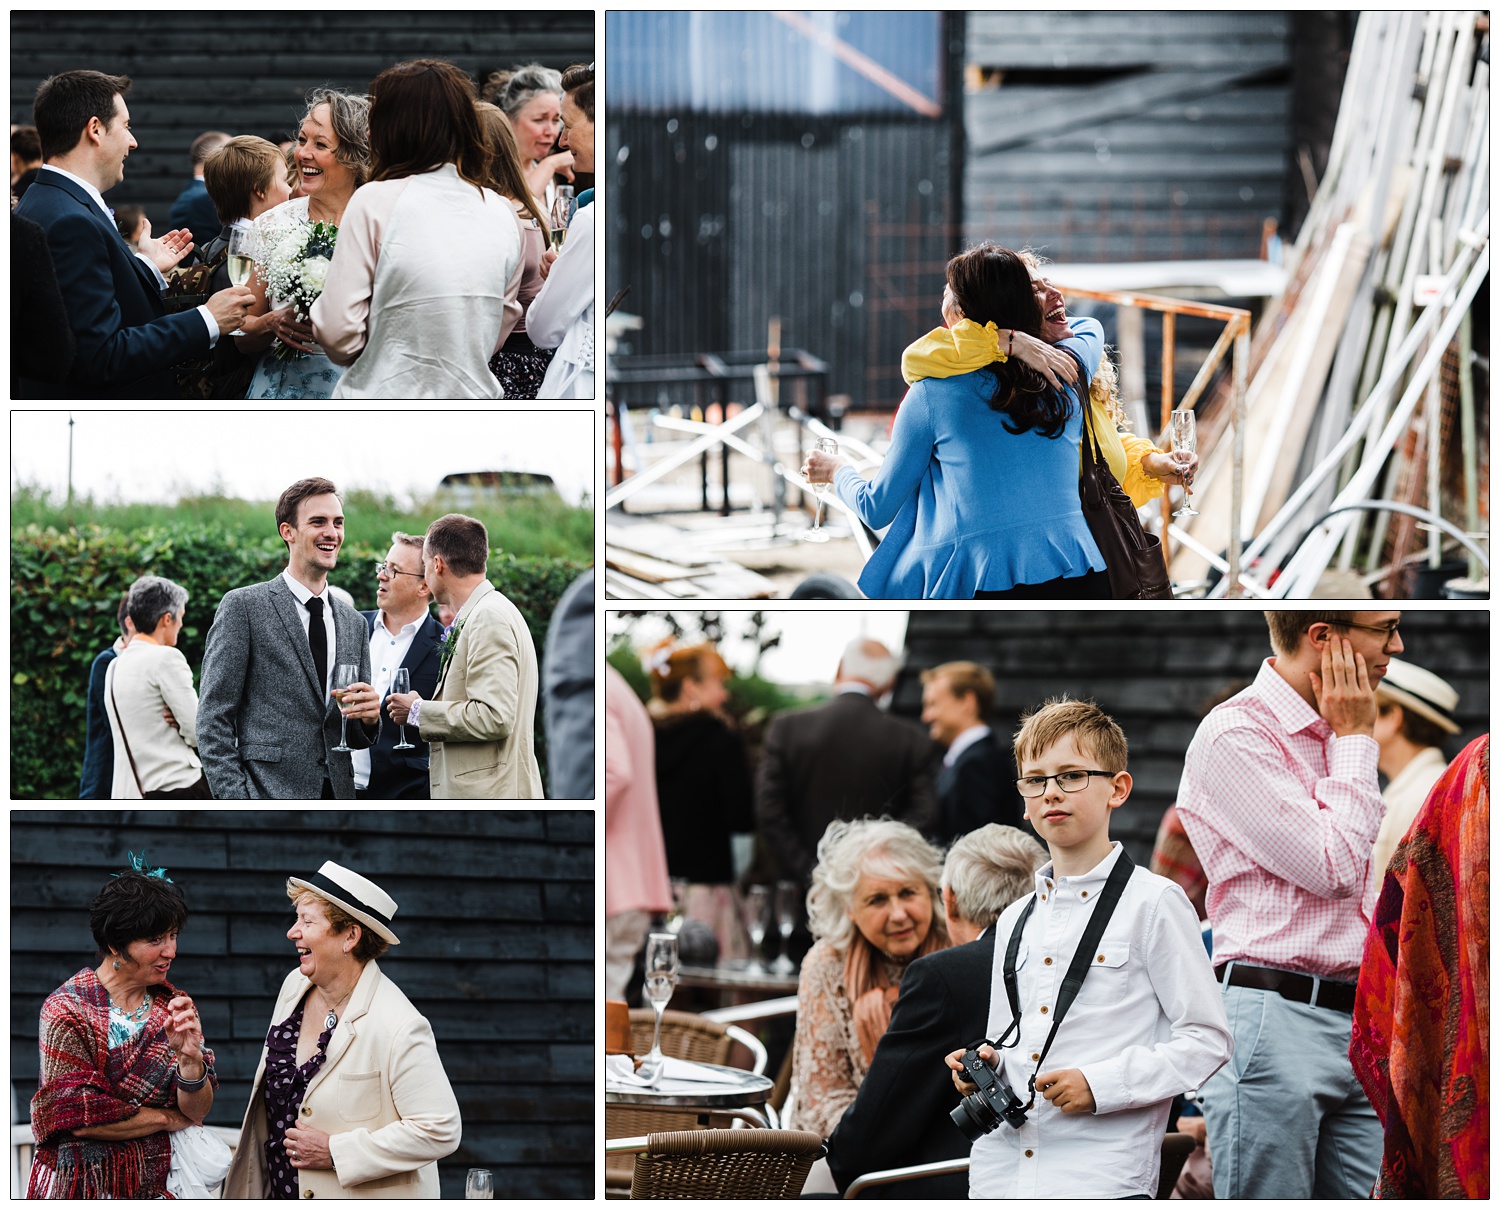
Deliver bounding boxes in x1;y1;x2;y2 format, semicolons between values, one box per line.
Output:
900;319;1007;385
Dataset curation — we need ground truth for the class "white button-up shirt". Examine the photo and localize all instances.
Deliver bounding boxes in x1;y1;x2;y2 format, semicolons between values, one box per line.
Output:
968;843;1233;1199
351;609;427;789
279;569;337;706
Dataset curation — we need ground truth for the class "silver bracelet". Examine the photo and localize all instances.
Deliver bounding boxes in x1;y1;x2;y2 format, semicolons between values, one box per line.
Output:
176;1063;209;1092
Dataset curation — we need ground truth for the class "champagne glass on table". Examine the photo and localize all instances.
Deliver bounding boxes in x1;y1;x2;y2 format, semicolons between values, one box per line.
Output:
224;225;258;337
1170;409;1199;518
801;436;839;542
549;185;576;251
390;668;415;750
772;880;801;975
637;933;679;1085
331;663;359;753
464;1169;494;1200
743;884;771;972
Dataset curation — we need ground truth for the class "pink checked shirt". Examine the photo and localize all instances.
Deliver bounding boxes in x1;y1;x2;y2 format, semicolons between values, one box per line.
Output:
1176;658;1384;982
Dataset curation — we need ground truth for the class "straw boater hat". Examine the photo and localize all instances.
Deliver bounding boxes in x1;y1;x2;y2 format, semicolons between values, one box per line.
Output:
1376;658;1461;735
288;860;401;946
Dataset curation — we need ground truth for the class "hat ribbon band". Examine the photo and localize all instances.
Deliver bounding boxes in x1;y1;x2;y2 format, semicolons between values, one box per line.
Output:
306;872;393;929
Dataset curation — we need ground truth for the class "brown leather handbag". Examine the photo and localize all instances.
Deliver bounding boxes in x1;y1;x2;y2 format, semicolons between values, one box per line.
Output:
1076;365;1173;600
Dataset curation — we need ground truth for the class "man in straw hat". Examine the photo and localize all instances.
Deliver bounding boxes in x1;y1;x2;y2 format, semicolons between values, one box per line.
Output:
1368;657;1462;889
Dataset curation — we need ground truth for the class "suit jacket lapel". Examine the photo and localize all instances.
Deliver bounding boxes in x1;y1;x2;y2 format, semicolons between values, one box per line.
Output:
269;576;323;704
404;614;441;675
436;581;493;696
304;960;381;1099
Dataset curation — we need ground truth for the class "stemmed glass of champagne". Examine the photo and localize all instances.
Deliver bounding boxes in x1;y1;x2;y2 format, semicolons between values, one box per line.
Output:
802;437;839;542
637;933;679;1085
464;1169;494;1199
772;881;800;975
225;226;258;337
549;186;576;251
743;884;771;972
1170;410;1199;518
331;664;359;753
391;668;415;750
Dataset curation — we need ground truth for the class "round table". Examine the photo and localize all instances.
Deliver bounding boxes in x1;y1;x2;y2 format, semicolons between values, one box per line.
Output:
606;1062;776;1128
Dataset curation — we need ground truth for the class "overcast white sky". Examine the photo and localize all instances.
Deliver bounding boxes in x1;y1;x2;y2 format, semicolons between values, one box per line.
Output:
9;411;594;507
608;609;910;688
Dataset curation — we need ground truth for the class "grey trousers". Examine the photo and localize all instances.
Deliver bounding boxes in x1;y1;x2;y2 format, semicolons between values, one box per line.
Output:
1201;982;1381;1198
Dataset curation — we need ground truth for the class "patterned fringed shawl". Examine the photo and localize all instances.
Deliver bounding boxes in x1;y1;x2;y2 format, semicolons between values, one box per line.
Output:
29;966;216;1199
1350;734;1489;1199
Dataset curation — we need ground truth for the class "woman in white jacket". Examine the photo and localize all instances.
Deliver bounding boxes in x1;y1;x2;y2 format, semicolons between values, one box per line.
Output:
528;63;595;399
103;576;208;798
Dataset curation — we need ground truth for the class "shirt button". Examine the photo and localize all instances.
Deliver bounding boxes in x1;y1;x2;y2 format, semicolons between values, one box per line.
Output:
1097;954;1106;962
302;1191;314;1199
1081;890;1089;899
302;1106;312;1116
1040;1006;1048;1014
1040;894;1047;901
1024;1149;1034;1158
1044;957;1052;965
1031;1053;1040;1061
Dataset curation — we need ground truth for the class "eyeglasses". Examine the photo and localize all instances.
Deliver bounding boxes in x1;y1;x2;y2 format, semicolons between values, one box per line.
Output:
373;562;424;580
1327;619;1401;649
1015;770;1117;798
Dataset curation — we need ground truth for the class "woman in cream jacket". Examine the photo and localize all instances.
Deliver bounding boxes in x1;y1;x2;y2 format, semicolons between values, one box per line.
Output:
224;862;460;1199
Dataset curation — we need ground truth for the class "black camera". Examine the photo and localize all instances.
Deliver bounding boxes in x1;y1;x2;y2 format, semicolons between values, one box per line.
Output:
949;1047;1030;1140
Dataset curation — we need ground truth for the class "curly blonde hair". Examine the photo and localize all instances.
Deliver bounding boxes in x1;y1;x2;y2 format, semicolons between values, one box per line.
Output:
806;817;947;953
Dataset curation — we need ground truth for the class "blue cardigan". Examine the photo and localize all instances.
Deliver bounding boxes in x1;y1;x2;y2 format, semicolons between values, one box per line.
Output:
835;317;1106;599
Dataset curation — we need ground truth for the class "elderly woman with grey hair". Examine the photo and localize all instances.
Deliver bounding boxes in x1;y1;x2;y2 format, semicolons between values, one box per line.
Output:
483;63;570;204
788;817;949;1139
103;576;210;798
239;87;371;399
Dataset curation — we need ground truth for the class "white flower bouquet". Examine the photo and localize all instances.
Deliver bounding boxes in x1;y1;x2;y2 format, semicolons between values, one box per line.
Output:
258;217;338;360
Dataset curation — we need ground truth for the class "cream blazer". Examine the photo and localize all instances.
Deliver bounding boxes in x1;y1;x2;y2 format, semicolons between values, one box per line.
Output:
223;960;460;1199
418;579;543;799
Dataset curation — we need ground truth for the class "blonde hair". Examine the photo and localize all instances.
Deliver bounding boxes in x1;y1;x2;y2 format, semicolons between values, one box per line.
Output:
806;817;947;953
286;881;389;962
1013;697;1128;777
202;135;283;224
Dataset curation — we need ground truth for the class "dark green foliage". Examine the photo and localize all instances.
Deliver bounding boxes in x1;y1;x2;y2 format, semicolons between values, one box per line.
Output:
11;522;589;799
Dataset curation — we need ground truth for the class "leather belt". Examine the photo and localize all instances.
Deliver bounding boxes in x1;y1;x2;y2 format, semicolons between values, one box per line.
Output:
1214;961;1356;1014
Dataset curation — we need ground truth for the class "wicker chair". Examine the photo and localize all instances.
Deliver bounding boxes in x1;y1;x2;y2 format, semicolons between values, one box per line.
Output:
617;1129;826;1199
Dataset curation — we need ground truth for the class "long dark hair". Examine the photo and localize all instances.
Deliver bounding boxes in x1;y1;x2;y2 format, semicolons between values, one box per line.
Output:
368;59;487;191
946;243;1073;439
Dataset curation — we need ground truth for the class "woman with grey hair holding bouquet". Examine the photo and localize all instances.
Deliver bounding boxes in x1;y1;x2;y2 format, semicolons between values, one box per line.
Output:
103;575;209;798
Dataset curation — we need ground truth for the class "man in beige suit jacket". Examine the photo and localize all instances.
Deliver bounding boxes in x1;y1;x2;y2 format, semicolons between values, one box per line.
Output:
388;513;544;799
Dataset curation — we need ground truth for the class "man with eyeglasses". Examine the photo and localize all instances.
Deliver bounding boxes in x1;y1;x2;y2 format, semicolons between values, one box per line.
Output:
353;533;445;798
1176;610;1402;1199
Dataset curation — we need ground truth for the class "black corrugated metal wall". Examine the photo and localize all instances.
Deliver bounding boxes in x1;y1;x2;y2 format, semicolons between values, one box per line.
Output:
9;12;594;228
10;810;593;1199
894;611;1490;858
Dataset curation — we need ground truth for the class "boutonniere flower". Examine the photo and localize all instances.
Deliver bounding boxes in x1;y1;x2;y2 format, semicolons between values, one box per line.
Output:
438;618;466;680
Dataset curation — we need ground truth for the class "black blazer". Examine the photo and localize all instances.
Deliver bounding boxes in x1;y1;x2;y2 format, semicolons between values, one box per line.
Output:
168;177;222;250
826;930;997;1198
360;610;444;799
13;170;210;397
936;731;1025;841
756;692;940;882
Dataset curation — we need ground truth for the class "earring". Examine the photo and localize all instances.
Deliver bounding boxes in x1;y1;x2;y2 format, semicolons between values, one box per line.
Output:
113;958;121;970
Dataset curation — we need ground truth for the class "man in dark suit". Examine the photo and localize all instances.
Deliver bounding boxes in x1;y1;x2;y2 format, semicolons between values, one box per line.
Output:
13;71;251;398
168;130;230;249
756;637;939;884
826;823;1048;1197
79;593;134;798
355;533;444;799
197;478;380;799
921;661;1024;840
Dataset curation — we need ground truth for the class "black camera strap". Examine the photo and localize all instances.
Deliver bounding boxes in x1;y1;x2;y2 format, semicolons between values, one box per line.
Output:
984;847;1136;1109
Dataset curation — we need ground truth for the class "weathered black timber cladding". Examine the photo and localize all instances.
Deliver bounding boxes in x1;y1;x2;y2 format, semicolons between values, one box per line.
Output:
10;809;594;1199
894;611;1490;859
9;11;594;227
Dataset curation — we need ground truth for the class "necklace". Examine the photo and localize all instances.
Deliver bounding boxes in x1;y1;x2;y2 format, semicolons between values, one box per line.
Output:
318;985;354;1031
108;989;152;1021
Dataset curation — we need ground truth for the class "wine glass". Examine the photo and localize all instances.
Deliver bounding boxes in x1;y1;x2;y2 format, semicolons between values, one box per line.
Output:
225;226;258;337
391;668;415;750
549;185;576;251
742;884;771;972
1170;410;1199;518
801;437;839;542
637;933;679;1085
331;663;359;753
772;881;801;975
464;1169;494;1199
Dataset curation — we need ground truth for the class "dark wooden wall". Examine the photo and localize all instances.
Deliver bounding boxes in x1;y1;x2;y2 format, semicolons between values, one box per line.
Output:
894;610;1490;858
9;11;594;227
10;809;594;1199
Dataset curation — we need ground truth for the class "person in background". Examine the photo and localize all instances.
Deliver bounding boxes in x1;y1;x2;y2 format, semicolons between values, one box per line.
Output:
12;123;43;197
79;592;135;798
1367;657;1461;894
167;130;229;250
113;203;147;252
482;63;570;207
11;205;77;392
826;823;1046;1197
921;660;1020;839
605;663;673;1000
543;568;594;800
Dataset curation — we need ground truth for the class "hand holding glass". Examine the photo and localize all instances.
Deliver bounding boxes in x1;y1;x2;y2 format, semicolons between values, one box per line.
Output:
637;933;679;1085
225;226;258;336
331;664;359;753
1170;410;1199;518
391;668;415;750
802;437;839;542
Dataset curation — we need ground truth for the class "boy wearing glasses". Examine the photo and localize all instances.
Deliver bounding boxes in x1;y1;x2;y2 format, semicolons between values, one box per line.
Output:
948;698;1231;1199
1175;611;1398;1199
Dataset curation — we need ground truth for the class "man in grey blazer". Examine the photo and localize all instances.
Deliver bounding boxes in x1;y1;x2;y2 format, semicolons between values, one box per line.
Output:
197;477;380;798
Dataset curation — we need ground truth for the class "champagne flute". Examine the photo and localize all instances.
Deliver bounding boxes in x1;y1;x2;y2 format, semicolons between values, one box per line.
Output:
549;185;576;251
801;436;839;542
1170;409;1199;518
391;668;415;750
742;884;771;973
225;225;258;337
464;1169;494;1199
331;663;359;753
772;880;801;975
637;933;679;1085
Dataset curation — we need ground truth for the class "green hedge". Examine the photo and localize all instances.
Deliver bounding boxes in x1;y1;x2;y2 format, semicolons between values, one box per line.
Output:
12;522;588;799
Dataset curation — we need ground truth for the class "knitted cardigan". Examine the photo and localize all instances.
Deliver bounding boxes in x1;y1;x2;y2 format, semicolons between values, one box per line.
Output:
29;967;217;1199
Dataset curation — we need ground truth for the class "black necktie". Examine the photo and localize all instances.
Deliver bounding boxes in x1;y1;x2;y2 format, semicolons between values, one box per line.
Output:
306;596;327;701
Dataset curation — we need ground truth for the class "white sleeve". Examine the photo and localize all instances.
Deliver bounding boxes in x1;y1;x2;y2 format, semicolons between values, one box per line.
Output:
526;204;594;350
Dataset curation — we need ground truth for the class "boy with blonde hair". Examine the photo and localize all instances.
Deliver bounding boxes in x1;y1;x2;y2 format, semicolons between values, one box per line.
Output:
948;697;1231;1198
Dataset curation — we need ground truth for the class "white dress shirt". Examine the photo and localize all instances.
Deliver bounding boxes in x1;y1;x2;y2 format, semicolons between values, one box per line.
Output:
351;609;427;790
968;842;1233;1199
280;569;337;705
41;165;220;344
943;723;991;769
